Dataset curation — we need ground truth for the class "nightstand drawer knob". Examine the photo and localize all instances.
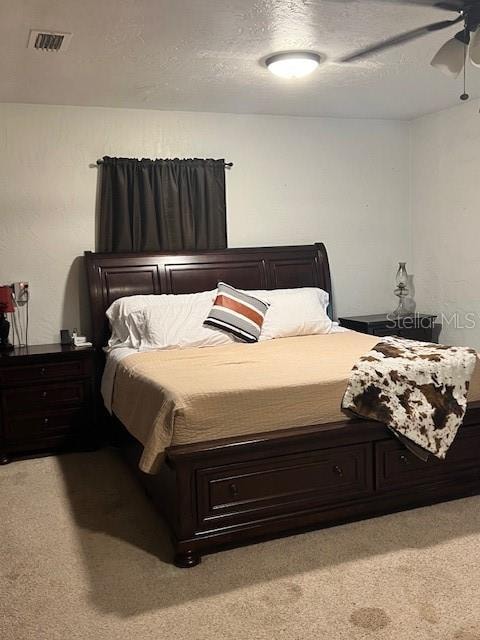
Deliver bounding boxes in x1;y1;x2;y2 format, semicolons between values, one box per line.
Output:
42;391;47;398
40;367;46;375
43;417;49;424
229;483;239;497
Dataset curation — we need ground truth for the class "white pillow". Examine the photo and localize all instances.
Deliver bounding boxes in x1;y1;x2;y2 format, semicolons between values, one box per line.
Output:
243;287;332;340
130;299;234;351
246;287;329;312
105;291;216;349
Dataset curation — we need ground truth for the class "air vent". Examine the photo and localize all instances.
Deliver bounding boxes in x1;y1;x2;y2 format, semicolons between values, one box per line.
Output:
28;30;72;52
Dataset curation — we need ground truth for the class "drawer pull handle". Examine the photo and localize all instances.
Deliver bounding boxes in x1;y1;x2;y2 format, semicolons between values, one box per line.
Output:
42;391;47;398
229;483;239;498
333;465;344;477
43;418;49;425
399;454;409;465
40;367;46;375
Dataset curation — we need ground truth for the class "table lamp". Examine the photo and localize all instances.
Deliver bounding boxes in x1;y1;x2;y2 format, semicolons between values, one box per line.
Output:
0;286;15;351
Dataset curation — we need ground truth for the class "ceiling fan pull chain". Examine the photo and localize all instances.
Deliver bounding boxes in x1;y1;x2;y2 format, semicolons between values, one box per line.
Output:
460;29;469;101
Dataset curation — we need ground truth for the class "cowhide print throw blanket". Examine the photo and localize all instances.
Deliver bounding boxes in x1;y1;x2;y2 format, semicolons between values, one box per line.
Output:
342;336;477;460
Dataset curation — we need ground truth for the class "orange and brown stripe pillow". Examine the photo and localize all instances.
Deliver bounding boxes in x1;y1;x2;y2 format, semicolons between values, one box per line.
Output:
204;282;269;343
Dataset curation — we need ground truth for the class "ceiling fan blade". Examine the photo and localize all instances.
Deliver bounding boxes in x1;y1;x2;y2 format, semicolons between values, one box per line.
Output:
431;35;466;75
470;28;480;66
324;0;465;10
340;15;464;62
382;0;465;10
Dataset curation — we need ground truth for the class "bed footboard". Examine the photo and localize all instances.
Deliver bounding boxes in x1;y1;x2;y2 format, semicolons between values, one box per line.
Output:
116;404;480;567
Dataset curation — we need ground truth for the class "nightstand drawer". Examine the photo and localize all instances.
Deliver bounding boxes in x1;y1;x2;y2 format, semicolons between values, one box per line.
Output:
4;407;86;444
397;328;432;342
372;327;433;341
3;381;86;415
0;359;87;385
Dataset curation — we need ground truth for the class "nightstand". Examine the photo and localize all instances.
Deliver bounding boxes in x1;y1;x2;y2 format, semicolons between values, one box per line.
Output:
338;314;439;343
0;344;96;464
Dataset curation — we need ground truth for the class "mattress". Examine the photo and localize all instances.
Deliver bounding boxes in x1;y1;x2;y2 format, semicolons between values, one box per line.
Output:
110;331;480;474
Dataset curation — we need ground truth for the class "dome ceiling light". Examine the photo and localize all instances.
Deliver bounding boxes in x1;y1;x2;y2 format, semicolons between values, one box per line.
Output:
265;51;322;79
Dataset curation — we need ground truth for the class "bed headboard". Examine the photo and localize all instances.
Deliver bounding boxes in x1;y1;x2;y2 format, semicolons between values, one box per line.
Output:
84;243;332;349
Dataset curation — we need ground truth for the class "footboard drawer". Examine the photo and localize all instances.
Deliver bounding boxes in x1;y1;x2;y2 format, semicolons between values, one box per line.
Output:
376;429;480;491
196;443;373;528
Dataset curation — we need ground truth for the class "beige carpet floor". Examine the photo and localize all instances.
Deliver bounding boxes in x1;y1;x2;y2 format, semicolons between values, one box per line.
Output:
2;449;480;640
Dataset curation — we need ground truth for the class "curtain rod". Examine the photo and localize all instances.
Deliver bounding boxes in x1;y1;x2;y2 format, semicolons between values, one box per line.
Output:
92;159;233;168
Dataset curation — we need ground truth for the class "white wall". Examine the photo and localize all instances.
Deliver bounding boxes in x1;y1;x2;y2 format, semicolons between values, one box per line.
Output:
410;99;480;349
0;103;410;345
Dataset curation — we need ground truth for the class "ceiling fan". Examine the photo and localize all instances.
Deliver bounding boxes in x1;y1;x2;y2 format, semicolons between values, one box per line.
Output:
341;0;480;85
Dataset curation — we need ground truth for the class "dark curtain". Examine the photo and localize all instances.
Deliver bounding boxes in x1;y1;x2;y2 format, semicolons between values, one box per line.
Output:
98;157;227;252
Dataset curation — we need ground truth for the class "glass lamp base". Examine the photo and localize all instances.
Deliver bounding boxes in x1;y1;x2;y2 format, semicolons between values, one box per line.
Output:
391;299;410;318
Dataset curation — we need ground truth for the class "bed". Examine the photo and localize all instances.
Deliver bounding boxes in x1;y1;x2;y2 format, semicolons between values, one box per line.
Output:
85;243;480;567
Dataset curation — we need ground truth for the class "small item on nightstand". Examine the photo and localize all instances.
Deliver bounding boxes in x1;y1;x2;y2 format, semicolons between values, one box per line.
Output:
71;328;78;343
392;262;409;317
60;329;72;345
73;335;93;348
0;286;15;352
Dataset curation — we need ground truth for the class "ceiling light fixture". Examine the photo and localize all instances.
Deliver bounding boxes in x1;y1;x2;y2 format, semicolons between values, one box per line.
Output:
430;30;469;78
470;29;480;67
265;51;321;79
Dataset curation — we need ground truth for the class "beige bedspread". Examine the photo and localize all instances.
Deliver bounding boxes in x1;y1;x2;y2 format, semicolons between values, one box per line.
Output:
111;332;480;473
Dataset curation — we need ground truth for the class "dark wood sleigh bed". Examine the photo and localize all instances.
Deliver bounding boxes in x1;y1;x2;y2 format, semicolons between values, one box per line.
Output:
85;243;480;568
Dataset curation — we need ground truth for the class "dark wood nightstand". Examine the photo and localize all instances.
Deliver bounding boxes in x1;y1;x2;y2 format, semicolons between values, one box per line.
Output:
338;314;439;343
0;344;96;464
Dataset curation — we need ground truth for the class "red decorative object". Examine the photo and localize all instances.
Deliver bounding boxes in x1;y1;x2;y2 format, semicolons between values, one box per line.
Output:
0;286;14;313
0;286;14;351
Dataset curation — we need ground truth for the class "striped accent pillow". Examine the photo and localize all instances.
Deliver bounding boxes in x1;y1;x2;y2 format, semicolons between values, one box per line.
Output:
204;282;269;343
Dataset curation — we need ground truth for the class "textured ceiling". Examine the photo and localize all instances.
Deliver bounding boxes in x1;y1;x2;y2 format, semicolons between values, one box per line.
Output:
1;0;479;119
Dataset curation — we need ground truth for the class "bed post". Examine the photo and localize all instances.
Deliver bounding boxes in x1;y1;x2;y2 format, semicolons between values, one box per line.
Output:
315;242;333;318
